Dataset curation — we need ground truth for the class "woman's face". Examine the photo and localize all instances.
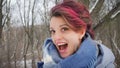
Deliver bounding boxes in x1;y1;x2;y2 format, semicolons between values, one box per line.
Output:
50;16;85;58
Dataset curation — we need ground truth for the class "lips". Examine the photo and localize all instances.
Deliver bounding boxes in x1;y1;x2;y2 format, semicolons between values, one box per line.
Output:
56;42;68;53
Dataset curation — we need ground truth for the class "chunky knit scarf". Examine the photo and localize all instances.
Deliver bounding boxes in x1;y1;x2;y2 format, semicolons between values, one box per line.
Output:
42;34;97;68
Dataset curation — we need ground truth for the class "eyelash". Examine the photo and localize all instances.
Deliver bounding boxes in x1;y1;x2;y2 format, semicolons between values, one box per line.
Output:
50;30;55;34
50;27;69;35
61;27;69;32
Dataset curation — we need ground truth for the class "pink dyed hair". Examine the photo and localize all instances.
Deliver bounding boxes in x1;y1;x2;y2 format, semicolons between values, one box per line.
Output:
50;0;94;39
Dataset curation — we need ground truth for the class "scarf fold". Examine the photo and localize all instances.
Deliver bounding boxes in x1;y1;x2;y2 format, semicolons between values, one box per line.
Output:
43;34;97;68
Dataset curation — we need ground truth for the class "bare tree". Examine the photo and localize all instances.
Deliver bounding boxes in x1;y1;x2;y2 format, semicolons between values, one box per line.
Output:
0;0;4;46
17;0;30;68
0;0;4;67
89;0;120;67
6;0;12;68
17;0;37;68
31;0;36;67
0;0;12;68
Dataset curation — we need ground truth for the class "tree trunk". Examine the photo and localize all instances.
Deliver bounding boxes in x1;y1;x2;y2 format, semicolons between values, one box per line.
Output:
0;0;3;68
78;0;89;8
0;0;3;47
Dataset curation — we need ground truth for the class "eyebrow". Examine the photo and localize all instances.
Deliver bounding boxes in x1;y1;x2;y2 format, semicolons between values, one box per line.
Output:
59;24;69;27
50;24;68;29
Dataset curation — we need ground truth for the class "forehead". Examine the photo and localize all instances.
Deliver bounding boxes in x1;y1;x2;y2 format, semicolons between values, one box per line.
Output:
50;16;67;27
50;16;77;31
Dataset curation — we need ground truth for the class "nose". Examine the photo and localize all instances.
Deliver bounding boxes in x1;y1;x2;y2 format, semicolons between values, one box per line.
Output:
52;32;63;42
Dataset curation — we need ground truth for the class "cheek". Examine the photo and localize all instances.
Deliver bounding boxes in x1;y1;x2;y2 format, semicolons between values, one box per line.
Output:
52;39;56;46
51;37;56;45
66;33;81;43
68;40;80;55
66;34;81;48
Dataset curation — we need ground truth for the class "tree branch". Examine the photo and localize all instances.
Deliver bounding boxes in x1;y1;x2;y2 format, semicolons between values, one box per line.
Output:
112;31;120;55
93;2;120;30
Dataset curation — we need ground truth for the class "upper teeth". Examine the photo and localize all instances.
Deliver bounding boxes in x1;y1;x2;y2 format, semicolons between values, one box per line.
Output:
57;43;66;46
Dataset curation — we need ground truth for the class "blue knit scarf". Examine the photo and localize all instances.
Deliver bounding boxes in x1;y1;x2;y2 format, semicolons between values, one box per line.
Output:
42;34;97;68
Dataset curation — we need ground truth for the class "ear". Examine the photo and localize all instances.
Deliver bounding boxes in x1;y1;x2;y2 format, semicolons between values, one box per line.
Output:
78;27;86;40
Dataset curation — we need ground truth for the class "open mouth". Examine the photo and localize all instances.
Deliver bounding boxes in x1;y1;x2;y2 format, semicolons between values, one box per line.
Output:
57;43;68;53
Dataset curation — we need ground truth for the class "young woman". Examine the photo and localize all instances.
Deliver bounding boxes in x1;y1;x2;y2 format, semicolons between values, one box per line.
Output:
38;0;115;68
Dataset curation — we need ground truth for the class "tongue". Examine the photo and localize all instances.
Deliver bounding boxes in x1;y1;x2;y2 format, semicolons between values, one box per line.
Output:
59;45;67;50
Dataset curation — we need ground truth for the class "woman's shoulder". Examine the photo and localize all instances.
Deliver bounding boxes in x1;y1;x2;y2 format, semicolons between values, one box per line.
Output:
98;42;115;60
95;41;115;68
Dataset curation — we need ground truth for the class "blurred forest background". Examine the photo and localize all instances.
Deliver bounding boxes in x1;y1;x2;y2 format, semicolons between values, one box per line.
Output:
0;0;119;68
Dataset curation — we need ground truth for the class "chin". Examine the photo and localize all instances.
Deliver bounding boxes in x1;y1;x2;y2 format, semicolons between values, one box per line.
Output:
61;55;69;59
